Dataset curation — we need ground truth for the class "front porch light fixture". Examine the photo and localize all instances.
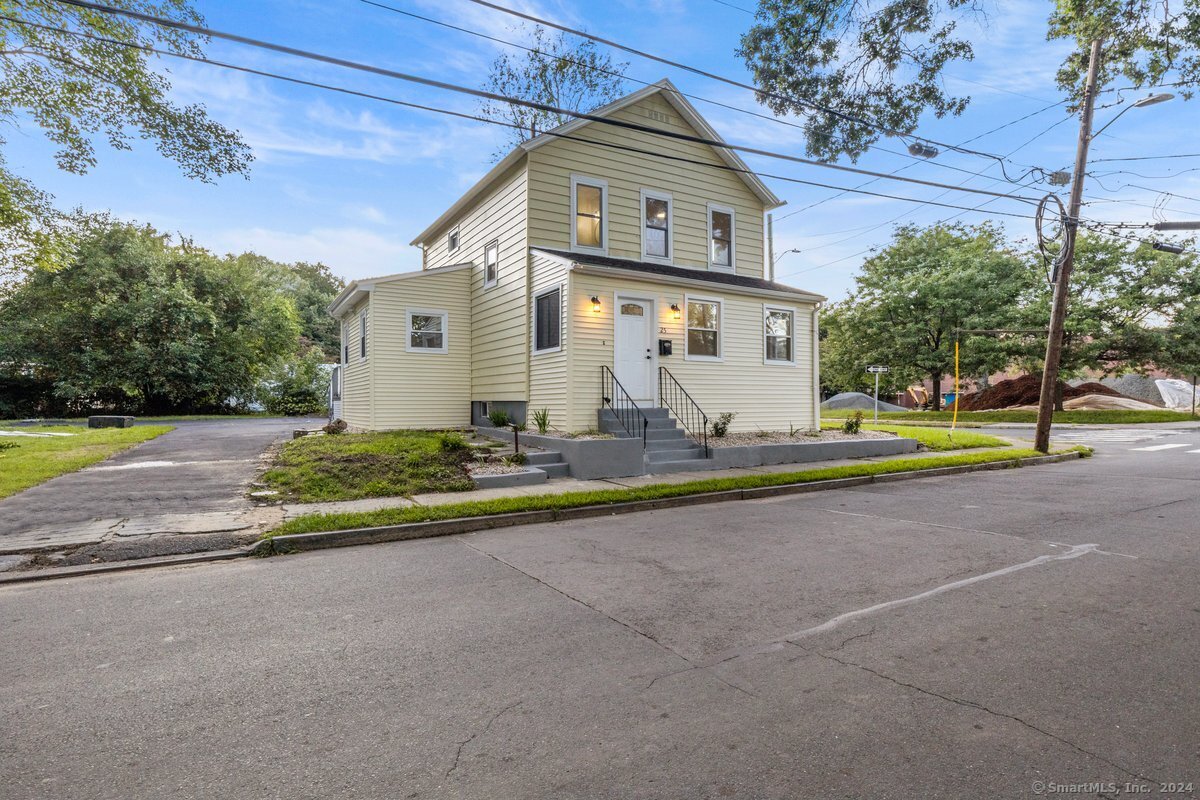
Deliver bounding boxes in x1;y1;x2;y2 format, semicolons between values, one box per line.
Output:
670;303;681;320
591;296;602;313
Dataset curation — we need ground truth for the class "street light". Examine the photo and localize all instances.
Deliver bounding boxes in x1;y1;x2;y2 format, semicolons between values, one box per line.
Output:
1090;93;1174;139
773;248;801;266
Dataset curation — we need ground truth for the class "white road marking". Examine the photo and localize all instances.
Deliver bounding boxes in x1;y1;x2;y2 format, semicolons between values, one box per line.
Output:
1130;443;1192;451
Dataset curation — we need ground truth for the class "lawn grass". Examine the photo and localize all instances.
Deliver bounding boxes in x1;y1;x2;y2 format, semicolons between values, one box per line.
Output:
261;429;475;502
0;425;174;499
268;447;1075;537
821;422;1010;450
821;408;1196;424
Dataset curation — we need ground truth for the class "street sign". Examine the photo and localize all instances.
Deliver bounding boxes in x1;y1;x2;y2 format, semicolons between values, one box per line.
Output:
866;365;889;374
866;366;889;421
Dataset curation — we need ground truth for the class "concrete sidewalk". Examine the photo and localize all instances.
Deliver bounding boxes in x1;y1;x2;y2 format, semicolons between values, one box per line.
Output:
281;441;1030;520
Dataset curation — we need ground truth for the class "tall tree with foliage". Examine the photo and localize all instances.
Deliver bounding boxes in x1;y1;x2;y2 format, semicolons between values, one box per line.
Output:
0;1;252;276
232;255;344;360
1015;234;1200;396
737;0;1199;161
1158;302;1200;416
479;24;629;158
0;220;299;414
822;224;1034;410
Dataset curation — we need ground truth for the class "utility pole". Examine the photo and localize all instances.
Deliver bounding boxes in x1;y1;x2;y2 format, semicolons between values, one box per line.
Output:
1034;39;1103;454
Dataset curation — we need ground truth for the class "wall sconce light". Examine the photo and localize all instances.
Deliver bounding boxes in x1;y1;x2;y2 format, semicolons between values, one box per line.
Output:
670;303;681;320
591;296;602;313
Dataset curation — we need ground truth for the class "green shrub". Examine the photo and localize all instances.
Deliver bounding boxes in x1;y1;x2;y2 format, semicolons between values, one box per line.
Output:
531;407;550;434
710;412;736;438
505;452;528;466
487;409;510;427
843;411;864;434
0;441;18;451
439;432;469;452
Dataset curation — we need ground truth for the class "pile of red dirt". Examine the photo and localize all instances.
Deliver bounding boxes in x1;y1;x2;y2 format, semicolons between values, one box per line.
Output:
955;375;1126;411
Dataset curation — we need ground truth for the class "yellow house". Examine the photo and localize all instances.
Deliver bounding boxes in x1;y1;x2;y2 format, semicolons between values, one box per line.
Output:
329;79;825;459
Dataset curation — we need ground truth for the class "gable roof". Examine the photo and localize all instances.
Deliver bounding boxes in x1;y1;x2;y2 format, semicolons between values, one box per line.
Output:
533;248;825;303
410;79;783;246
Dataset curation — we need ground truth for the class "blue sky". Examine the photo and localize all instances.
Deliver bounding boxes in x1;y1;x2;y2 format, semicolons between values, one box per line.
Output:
6;0;1198;300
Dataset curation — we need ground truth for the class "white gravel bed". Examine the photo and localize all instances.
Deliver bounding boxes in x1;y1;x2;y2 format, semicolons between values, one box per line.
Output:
467;463;529;476
711;429;896;447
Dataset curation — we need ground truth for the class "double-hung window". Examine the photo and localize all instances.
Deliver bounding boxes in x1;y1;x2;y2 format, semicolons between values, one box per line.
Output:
447;226;460;253
571;175;607;253
686;297;722;361
359;311;369;360
484;240;499;288
708;204;735;272
406;309;449;354
533;287;562;353
764;306;795;364
641;189;672;262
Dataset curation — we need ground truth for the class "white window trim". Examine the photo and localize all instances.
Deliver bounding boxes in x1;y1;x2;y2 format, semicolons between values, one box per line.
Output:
570;174;608;255
447;225;460;254
707;202;736;273
341;321;348;365
683;294;724;363
405;308;450;354
531;284;564;355
639;188;673;265
359;310;369;362
763;304;798;366
483;239;499;289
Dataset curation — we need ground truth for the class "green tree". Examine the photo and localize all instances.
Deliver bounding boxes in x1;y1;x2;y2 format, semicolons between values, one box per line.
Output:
0;220;299;414
0;1;252;275
479;24;629;158
230;254;344;361
737;0;1199;161
1159;302;1200;416
822;224;1034;410
1016;234;1199;400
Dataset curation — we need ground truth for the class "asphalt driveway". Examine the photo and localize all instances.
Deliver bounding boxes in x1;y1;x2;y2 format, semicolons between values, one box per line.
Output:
0;417;322;537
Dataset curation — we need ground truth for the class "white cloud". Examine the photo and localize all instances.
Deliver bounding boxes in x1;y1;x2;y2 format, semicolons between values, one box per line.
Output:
205;225;419;279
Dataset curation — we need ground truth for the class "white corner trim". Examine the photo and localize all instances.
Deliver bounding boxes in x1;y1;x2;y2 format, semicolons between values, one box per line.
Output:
762;303;799;366
569;173;608;256
639;187;673;265
683;293;724;363
531;283;565;355
707;202;736;274
405;308;450;354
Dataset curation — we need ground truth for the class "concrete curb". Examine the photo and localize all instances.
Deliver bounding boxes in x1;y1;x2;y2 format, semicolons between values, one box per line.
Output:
266;451;1083;556
0;542;269;586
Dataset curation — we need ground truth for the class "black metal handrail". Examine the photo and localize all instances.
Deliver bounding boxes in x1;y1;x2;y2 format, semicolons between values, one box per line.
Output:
658;367;710;458
600;366;648;448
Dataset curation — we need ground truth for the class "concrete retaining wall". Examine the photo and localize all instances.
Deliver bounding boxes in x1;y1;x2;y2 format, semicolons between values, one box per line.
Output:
475;426;644;479
709;436;919;468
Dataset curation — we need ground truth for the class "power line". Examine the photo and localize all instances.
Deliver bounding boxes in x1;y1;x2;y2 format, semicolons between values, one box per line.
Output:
454;0;1048;174
5;12;1043;224
45;0;1046;206
705;0;755;13
357;0;1002;183
1091;152;1200;164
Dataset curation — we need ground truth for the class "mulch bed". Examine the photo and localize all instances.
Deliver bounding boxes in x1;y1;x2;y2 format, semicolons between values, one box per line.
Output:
956;374;1127;411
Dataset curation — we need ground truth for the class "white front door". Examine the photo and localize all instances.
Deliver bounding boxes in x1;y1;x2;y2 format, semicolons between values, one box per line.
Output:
614;297;654;402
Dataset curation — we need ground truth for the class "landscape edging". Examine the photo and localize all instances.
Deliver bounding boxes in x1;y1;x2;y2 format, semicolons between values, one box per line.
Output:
266;451;1081;556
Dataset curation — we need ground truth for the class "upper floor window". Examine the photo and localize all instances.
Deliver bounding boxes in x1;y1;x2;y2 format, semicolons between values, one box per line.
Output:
641;189;672;263
708;204;735;272
484;240;499;288
406;309;449;354
570;174;607;253
764;306;795;364
359;310;369;360
447;226;460;253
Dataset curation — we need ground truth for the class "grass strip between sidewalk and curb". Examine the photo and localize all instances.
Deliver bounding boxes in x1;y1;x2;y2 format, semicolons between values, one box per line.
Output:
265;448;1090;551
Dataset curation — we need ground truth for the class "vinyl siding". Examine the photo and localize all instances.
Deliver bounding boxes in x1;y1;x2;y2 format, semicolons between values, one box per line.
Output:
419;162;529;401
338;296;372;430
527;92;766;279
566;270;816;434
528;252;570;431
367;267;472;429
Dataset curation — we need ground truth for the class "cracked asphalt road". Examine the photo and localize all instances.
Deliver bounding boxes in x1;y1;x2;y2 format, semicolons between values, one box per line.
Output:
1;437;1198;799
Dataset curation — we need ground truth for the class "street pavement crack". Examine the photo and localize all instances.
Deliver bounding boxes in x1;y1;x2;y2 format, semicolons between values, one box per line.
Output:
445;700;522;778
810;647;1158;786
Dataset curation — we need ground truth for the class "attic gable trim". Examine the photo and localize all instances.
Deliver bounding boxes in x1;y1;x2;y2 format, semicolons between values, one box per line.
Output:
522;79;783;210
327;262;472;317
409;149;528;246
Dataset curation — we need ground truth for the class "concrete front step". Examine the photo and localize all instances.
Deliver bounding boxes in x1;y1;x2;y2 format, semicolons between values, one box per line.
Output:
538;462;570;478
598;406;671;419
645;458;726;474
644;437;700;452
523;451;564;465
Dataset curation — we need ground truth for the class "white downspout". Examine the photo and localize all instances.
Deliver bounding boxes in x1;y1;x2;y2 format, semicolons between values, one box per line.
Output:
766;213;775;282
811;304;821;429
